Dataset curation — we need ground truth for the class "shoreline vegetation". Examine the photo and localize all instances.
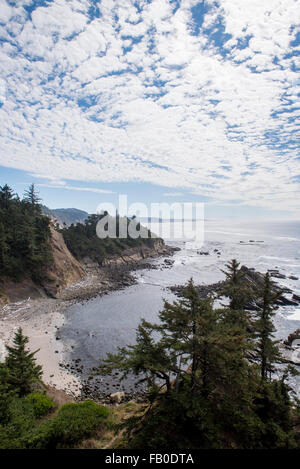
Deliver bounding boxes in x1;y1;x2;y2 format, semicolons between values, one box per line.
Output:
0;261;300;449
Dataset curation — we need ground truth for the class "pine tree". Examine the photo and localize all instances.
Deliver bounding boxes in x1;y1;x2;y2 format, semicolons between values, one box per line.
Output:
97;270;300;449
0;363;14;425
220;259;252;329
23;184;41;214
0;184;52;282
98;279;256;431
5;328;42;396
254;273;285;381
0;184;14;210
158;279;219;396
98;319;175;396
0;219;8;272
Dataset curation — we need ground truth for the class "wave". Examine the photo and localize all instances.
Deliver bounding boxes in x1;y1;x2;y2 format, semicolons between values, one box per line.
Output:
259;255;296;263
274;236;300;242
205;230;253;237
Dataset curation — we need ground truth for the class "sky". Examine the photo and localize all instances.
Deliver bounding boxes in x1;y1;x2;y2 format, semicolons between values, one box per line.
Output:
0;0;299;219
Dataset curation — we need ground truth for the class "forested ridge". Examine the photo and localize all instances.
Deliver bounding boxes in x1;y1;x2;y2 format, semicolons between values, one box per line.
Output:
0;184;160;289
0;184;52;283
60;213;158;264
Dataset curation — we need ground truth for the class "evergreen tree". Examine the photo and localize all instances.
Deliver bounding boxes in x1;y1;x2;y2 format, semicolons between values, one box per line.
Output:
97;269;300;449
220;259;253;329
98;279;261;448
0;184;14;210
0;219;8;271
99;319;175;396
0;363;14;425
0;184;52;281
23;184;41;210
157;279;219;396
99;279;221;398
5;328;42;396
254;272;283;381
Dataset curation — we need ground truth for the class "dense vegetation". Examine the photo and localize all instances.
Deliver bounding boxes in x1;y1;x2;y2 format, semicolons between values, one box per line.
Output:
60;213;158;263
0;328;108;449
0;184;52;282
99;260;300;449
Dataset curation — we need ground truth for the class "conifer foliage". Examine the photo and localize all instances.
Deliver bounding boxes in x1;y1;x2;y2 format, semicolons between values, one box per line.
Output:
0;184;52;282
98;262;300;449
254;272;284;381
60;213;156;264
5;327;42;396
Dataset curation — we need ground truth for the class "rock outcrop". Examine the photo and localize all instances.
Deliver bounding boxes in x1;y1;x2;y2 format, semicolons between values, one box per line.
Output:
100;239;176;268
41;226;86;298
284;329;300;347
110;391;125;404
170;265;300;311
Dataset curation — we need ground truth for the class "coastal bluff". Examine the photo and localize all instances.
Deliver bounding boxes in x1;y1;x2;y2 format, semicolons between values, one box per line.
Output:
42;226;86;298
0;227;175;303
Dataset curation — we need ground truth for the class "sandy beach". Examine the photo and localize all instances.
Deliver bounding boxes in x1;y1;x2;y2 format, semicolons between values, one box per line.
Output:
0;295;83;397
0;246;175;398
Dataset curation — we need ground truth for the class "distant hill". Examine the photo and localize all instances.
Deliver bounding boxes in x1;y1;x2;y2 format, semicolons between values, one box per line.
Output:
41;206;89;227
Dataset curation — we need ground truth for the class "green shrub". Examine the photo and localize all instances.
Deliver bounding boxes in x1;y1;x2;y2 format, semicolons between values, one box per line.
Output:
25;400;109;449
0;397;36;449
25;392;55;418
54;401;109;446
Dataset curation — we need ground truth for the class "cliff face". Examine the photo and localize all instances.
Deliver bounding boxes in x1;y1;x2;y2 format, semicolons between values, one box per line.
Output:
41;227;86;298
0;230;174;303
0;227;86;303
100;238;174;267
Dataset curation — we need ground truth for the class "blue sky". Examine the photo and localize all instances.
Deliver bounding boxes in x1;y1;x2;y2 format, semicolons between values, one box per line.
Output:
0;0;299;219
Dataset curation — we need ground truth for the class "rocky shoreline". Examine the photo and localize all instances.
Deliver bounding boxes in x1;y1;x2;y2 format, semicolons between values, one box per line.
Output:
0;242;178;402
1;250;299;404
169;265;300;309
169;265;300;369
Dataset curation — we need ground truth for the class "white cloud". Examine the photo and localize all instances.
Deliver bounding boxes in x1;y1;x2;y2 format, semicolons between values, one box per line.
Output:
0;0;299;213
37;183;114;194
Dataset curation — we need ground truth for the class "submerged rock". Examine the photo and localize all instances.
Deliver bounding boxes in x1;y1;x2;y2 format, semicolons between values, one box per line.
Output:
270;273;286;279
289;275;299;281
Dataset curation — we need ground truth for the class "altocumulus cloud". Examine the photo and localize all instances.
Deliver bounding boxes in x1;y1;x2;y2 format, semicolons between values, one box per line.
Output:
0;0;299;212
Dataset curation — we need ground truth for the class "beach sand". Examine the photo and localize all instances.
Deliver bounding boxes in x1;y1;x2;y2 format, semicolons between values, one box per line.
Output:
0;297;81;397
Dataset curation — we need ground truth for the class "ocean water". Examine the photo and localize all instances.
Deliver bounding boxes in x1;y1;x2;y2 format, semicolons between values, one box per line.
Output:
61;219;300;394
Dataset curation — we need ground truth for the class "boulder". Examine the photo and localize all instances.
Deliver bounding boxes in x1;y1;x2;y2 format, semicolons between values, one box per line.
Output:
270;272;286;279
284;329;300;347
276;296;298;306
289;275;299;281
110;391;125;404
164;259;174;265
